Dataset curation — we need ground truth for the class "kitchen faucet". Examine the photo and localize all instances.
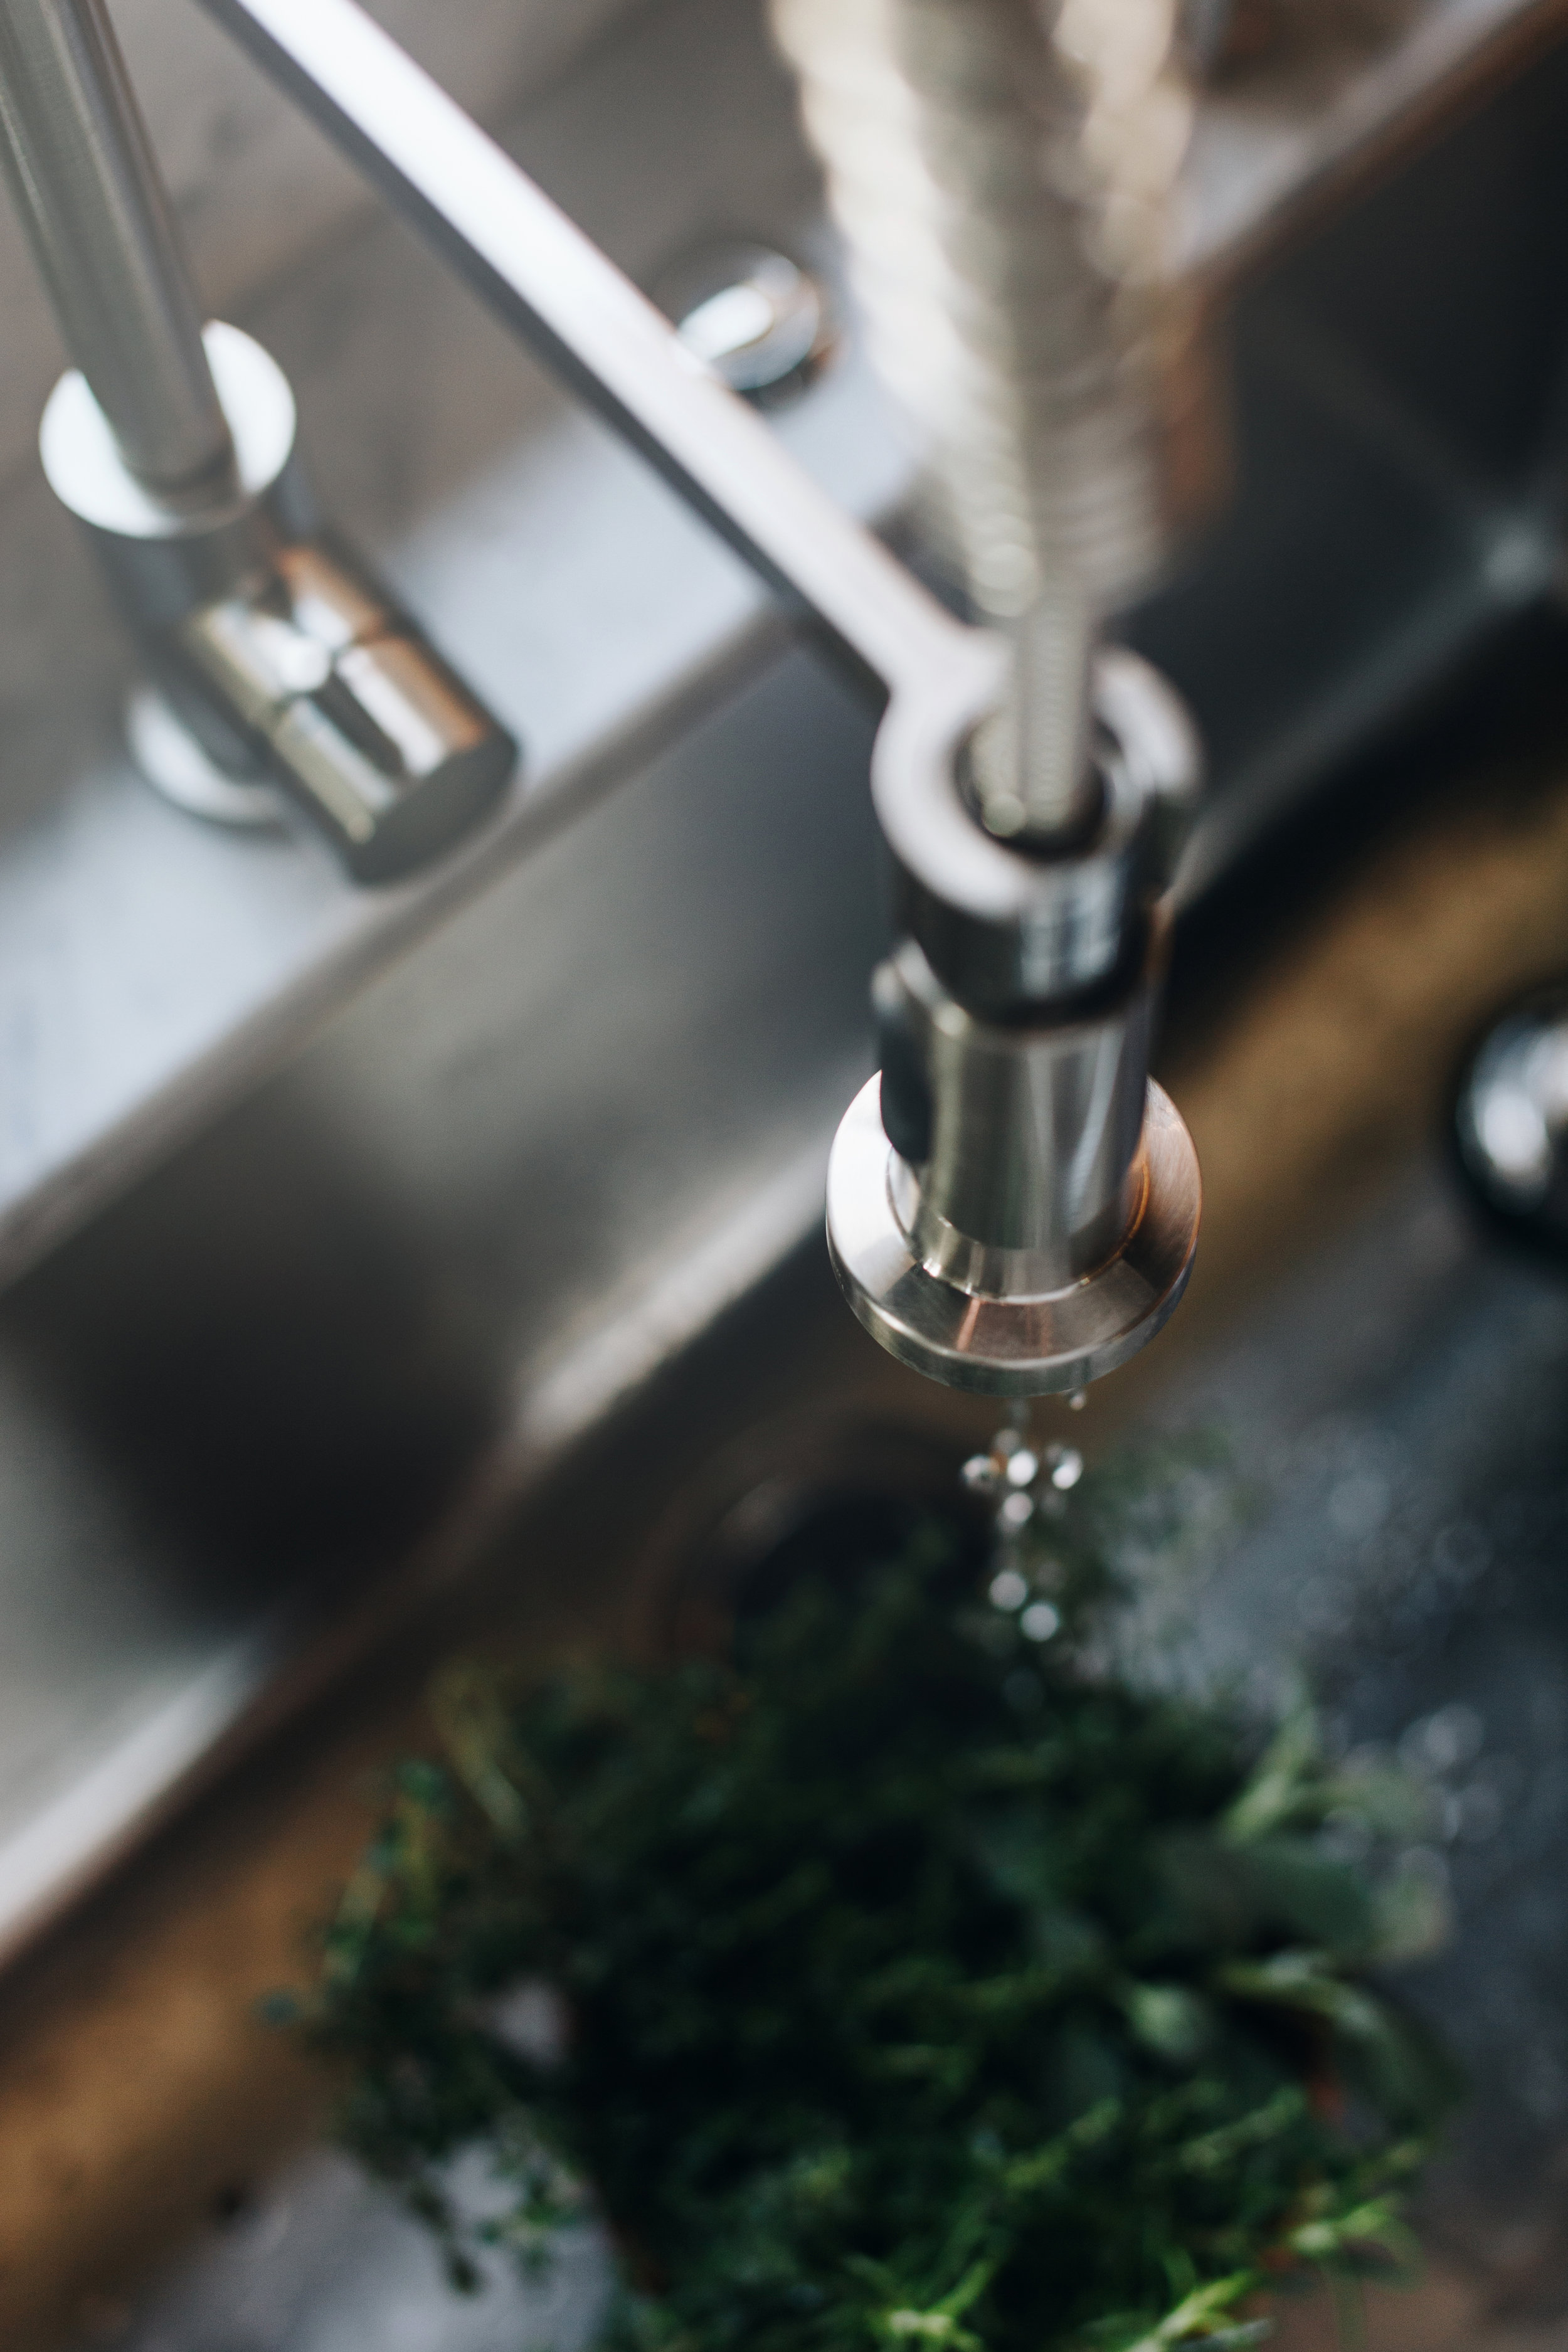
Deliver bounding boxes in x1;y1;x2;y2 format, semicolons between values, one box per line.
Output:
0;0;517;880
0;0;1207;1399
778;0;1207;1396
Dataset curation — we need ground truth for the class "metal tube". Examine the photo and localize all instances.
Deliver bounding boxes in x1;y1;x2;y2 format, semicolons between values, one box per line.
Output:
193;0;982;714
0;0;235;497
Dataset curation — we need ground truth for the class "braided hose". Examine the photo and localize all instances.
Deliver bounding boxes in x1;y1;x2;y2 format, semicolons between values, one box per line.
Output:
771;0;1195;840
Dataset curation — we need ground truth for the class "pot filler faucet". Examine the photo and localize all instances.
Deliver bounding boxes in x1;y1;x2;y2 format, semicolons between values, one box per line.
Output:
0;0;1210;1399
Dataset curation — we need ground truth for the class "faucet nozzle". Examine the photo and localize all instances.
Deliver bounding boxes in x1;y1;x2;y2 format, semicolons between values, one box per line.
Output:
827;647;1202;1397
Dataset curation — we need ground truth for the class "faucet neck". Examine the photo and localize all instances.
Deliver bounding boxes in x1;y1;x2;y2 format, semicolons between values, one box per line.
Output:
0;0;238;505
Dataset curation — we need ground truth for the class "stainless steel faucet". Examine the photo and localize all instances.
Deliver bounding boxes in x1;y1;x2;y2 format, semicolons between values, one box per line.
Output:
780;0;1206;1395
0;0;517;881
5;0;1210;1400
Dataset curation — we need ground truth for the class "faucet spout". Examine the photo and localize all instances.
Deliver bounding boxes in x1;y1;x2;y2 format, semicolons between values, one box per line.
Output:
0;0;238;507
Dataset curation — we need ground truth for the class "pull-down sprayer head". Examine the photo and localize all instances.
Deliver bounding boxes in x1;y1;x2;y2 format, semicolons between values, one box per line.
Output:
777;0;1208;1394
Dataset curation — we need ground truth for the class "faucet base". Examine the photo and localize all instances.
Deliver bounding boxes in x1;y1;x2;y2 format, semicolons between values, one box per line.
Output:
826;1075;1201;1395
44;323;518;884
125;687;284;830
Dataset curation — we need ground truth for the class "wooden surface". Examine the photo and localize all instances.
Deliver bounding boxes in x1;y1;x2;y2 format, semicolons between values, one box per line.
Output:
7;729;1568;2347
1274;2264;1568;2349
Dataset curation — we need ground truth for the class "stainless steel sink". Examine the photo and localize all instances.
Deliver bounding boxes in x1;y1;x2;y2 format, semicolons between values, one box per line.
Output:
0;0;1565;2014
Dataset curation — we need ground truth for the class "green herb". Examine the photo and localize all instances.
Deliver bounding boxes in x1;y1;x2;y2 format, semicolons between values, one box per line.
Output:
298;1449;1457;2352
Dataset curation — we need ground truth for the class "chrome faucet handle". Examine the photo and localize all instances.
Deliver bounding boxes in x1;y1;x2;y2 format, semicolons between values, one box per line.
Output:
171;538;515;884
0;0;515;883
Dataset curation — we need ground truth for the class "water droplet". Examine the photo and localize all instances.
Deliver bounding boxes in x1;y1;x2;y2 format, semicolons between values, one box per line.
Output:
1050;1448;1084;1492
961;1455;998;1493
1006;1448;1039;1488
988;1569;1029;1613
1400;1703;1485;1777
1021;1601;1061;1643
1000;1491;1035;1532
1433;1705;1486;1770
1067;1389;1088;1413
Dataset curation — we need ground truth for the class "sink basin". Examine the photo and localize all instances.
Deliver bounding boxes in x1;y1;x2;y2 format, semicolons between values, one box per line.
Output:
2;0;1566;1970
1;0;1568;2341
84;1145;1568;2352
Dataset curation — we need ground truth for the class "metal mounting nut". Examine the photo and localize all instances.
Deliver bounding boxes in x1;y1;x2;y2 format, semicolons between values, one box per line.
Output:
657;243;834;406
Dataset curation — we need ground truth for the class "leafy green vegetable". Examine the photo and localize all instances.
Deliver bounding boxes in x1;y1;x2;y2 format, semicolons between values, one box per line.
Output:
297;1452;1457;2352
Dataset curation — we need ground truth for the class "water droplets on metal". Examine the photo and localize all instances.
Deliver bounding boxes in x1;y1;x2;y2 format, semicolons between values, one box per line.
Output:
1051;1448;1085;1492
